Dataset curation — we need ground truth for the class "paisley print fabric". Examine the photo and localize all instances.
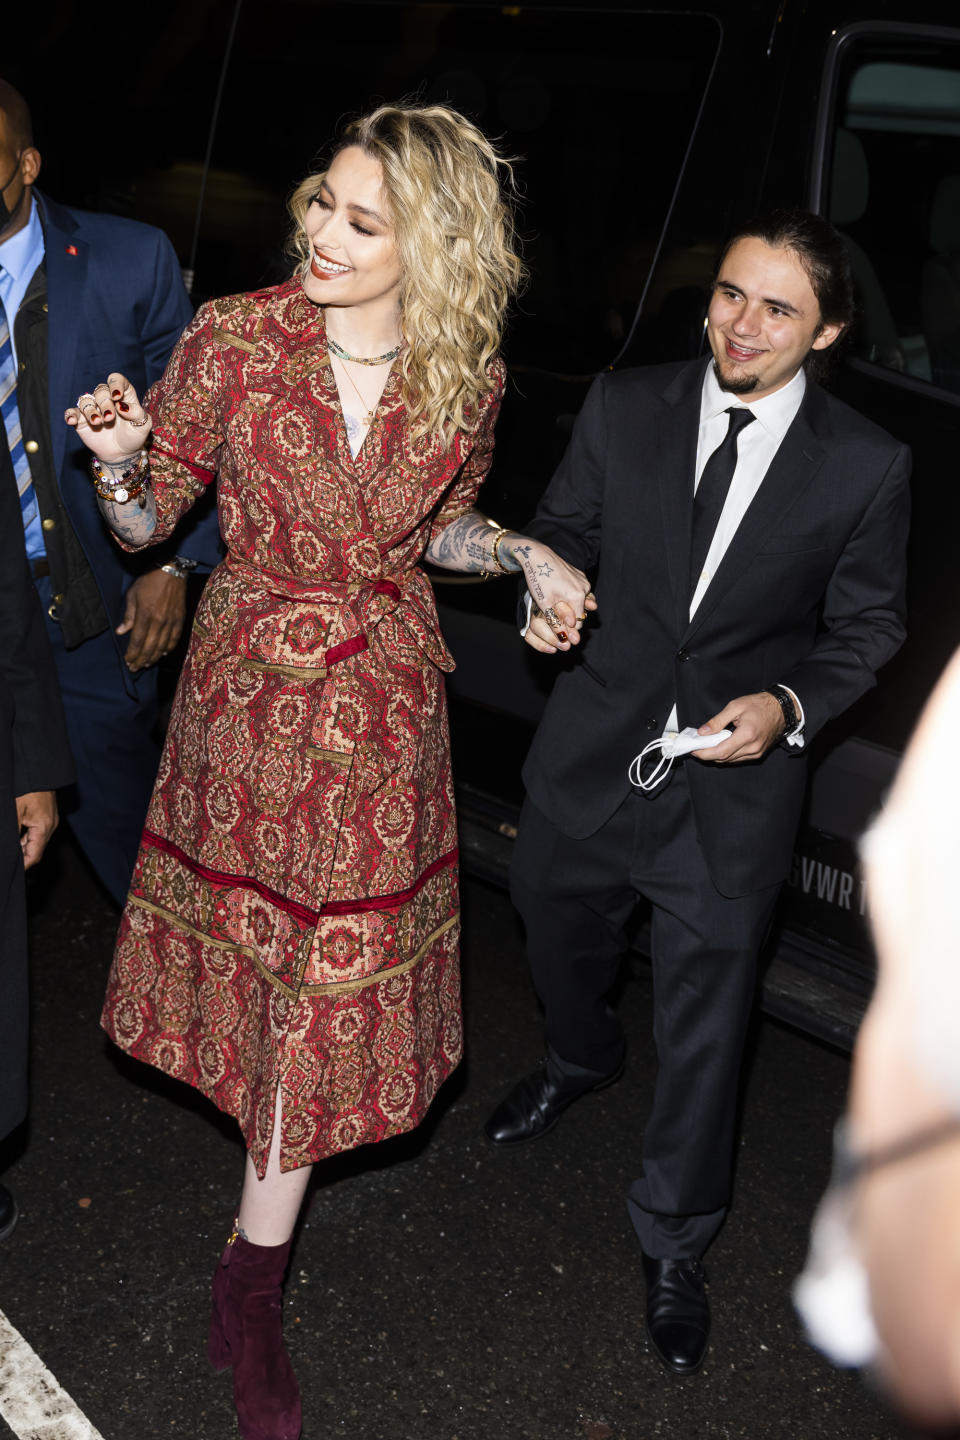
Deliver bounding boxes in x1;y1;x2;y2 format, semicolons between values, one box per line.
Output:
101;279;504;1175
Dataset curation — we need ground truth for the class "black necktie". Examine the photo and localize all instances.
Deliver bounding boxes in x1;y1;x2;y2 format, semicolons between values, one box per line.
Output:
689;406;756;598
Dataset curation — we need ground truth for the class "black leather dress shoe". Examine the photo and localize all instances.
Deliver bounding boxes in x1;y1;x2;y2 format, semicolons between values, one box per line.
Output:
484;1056;624;1145
0;1183;20;1242
642;1253;709;1374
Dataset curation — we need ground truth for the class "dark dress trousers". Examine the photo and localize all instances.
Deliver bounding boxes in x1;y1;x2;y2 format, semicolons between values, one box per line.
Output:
0;434;74;1143
512;357;910;1256
16;193;222;905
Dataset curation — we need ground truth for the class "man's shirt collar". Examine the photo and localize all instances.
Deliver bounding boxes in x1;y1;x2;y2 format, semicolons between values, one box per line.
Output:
0;195;45;282
701;360;806;442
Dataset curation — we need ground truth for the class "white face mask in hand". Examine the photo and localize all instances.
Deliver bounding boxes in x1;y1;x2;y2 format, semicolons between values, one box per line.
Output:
628;726;732;792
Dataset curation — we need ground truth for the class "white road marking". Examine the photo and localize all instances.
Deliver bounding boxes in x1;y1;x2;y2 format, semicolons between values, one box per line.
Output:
0;1311;105;1440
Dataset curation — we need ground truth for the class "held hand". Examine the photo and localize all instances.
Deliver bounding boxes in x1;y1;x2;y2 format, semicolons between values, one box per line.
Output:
16;790;58;868
64;373;152;463
118;569;187;671
692;691;785;763
511;538;597;653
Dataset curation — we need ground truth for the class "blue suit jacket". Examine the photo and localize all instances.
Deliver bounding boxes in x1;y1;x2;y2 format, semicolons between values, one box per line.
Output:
39;191;221;673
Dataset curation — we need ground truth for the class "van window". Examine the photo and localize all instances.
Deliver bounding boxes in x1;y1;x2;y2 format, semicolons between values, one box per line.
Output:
825;38;960;394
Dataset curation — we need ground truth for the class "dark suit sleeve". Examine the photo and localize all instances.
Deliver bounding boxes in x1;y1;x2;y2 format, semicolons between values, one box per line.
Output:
141;230;195;384
779;441;911;741
0;443;74;795
523;374;608;572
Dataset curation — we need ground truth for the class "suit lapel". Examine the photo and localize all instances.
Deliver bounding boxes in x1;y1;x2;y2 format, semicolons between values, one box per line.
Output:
37;194;85;485
655;360;706;636
682;390;827;641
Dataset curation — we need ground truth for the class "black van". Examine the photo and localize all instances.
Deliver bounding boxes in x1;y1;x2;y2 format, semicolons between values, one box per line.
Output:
408;0;960;1045
30;0;960;1043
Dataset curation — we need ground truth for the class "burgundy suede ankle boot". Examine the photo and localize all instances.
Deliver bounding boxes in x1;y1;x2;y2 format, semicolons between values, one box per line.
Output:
208;1222;302;1440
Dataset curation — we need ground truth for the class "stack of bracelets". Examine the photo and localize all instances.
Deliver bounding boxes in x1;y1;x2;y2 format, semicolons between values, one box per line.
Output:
90;448;151;505
473;521;517;580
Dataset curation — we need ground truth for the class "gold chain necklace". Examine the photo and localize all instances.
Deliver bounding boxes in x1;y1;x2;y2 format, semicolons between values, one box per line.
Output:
331;354;384;427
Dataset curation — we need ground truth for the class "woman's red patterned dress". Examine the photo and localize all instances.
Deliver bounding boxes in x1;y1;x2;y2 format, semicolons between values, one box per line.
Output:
101;279;504;1175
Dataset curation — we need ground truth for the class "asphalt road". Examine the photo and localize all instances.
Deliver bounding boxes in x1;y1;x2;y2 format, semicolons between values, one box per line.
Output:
0;833;923;1440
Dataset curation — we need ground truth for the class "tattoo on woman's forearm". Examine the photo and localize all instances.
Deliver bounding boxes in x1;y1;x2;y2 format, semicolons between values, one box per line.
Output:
428;511;495;572
428;510;537;577
96;490;159;546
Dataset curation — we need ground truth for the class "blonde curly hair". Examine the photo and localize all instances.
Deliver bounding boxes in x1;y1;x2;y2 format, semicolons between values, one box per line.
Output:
287;102;525;442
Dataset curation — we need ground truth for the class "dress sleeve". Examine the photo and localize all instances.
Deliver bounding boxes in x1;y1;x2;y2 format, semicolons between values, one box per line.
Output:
126;301;225;549
427;362;505;544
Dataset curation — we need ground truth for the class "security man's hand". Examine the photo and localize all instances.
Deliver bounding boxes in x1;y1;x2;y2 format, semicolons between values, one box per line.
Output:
118;568;187;671
17;790;58;868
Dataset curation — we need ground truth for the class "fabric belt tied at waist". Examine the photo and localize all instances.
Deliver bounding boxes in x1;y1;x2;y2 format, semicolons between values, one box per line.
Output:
224;556;452;674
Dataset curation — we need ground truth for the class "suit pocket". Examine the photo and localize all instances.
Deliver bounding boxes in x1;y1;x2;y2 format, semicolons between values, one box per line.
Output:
756;541;828;557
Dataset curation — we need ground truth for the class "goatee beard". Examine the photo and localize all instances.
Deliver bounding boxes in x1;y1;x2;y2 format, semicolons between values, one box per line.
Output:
713;358;759;395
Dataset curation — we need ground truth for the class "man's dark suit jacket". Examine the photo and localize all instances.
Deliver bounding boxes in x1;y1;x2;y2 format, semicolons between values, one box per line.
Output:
521;358;911;898
0;436;73;1142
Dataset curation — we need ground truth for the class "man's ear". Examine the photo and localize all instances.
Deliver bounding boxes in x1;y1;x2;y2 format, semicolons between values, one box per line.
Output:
20;146;41;187
812;321;844;352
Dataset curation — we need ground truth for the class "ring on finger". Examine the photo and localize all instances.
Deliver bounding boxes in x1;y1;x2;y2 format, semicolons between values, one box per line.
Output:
124;412;150;428
76;393;97;409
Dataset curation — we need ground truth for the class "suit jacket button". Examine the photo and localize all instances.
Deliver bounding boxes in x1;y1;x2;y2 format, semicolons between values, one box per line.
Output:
676;648;690;663
646;718;657;732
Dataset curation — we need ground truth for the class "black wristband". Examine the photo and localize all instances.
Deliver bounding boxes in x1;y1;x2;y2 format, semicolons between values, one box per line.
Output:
765;686;799;735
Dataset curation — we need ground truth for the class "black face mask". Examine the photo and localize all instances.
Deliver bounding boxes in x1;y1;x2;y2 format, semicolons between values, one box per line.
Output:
0;159;23;229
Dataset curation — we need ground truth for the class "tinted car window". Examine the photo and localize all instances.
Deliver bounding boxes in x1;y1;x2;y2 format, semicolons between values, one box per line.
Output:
826;41;960;393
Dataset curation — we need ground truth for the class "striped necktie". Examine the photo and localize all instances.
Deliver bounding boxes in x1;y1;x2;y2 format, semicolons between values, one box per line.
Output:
0;265;37;531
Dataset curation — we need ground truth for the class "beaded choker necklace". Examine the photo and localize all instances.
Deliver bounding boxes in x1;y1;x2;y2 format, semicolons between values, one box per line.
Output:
327;334;403;366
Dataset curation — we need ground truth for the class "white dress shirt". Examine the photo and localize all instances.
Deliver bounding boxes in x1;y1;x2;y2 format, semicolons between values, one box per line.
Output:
663;363;807;745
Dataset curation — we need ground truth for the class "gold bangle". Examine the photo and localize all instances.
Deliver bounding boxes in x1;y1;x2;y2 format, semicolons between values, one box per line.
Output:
490;527;514;575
